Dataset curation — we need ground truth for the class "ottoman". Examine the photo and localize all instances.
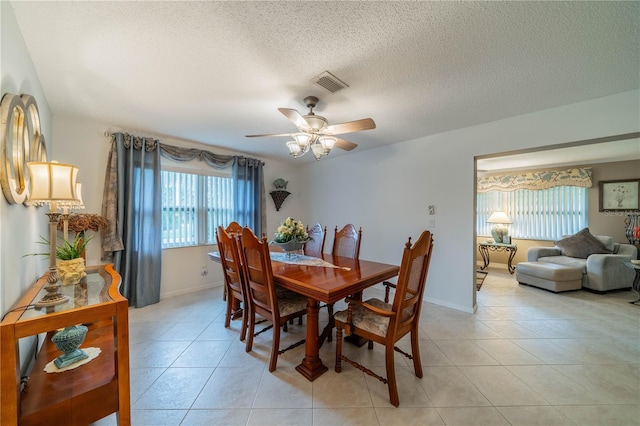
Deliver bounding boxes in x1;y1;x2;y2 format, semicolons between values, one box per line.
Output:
515;262;582;292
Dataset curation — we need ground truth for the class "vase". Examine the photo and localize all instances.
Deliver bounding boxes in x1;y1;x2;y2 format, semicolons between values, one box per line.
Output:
276;240;306;258
58;258;87;286
625;214;640;244
51;325;89;368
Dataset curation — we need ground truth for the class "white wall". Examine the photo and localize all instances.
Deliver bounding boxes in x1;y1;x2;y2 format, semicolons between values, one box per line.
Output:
299;90;640;313
53;115;302;299
1;2;53;313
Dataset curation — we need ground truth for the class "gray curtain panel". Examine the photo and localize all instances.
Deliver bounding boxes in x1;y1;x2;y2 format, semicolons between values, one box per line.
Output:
101;133;266;307
233;156;266;237
102;133;162;308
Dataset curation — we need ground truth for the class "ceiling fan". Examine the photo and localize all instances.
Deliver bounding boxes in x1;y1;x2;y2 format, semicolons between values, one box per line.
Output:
246;96;376;160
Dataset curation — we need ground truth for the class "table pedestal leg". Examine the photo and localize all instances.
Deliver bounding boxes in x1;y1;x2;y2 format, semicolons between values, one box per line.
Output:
479;246;489;270
295;298;328;381
507;248;517;274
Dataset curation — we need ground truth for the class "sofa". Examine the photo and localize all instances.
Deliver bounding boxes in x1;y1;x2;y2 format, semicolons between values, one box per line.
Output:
519;228;638;293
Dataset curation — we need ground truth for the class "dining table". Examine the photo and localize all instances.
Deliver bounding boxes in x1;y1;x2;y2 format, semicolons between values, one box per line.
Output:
208;251;400;381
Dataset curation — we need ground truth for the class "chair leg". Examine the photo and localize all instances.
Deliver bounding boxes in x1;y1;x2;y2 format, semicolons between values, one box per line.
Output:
367;340;374;350
298;315;302;325
335;325;343;372
410;330;423;377
385;344;399;407
245;311;255;353
269;321;281;372
283;321;288;332
327;303;334;342
224;290;232;328
239;303;248;342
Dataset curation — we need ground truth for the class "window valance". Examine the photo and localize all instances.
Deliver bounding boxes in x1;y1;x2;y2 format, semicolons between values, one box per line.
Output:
477;167;592;193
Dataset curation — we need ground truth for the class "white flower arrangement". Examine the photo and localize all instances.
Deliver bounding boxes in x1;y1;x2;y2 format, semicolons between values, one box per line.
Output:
273;217;309;243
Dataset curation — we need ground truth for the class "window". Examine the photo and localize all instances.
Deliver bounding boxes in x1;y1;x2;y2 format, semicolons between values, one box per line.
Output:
161;169;233;248
477;186;588;240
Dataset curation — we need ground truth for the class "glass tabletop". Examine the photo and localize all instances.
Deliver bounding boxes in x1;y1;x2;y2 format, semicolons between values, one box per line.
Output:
19;265;113;320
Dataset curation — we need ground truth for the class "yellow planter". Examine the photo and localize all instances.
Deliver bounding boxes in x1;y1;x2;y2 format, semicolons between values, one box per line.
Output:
57;258;87;286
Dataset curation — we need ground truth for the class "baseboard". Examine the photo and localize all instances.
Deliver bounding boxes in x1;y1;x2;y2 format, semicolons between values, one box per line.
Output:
424;295;475;314
160;281;223;299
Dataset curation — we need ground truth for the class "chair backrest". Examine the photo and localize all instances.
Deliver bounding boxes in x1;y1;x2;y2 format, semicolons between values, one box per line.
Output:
237;227;278;321
332;224;362;259
390;230;434;334
225;221;243;235
216;226;245;299
304;223;326;257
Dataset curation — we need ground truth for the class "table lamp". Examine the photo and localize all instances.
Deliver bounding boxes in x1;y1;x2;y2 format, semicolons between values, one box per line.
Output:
26;161;79;307
59;182;85;242
487;211;512;244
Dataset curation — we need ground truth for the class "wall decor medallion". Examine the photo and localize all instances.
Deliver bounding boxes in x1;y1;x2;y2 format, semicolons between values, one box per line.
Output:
0;93;46;205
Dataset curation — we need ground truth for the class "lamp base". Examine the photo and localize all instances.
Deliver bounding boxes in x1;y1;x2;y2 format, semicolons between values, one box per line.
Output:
34;292;69;308
491;225;509;244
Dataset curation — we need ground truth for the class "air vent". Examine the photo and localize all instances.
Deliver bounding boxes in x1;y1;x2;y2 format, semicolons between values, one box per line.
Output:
311;71;349;93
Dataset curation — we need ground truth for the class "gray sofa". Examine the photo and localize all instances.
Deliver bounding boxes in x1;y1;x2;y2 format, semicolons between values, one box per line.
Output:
526;235;637;292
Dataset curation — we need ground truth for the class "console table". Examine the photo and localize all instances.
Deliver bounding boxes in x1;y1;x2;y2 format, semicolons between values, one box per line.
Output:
0;264;130;425
478;242;518;274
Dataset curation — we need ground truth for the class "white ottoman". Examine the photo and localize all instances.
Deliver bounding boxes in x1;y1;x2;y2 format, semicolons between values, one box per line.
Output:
515;262;582;292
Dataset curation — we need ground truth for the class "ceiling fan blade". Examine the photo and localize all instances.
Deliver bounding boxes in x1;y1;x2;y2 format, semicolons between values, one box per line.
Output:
324;118;376;135
245;132;292;138
334;137;358;151
278;108;309;129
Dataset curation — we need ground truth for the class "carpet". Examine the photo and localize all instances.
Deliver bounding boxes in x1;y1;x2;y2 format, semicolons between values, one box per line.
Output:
476;270;488;291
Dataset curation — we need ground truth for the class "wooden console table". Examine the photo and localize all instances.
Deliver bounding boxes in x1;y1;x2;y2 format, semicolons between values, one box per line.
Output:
478;242;518;274
0;264;130;425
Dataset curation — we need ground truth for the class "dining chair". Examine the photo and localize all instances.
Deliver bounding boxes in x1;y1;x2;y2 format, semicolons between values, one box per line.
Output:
334;230;434;407
325;224;362;341
221;221;243;302
225;221;243;235
303;223;326;258
332;224;362;259
215;226;248;341
237;227;309;372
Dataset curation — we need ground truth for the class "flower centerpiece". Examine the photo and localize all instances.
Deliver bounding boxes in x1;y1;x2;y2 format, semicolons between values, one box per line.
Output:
272;217;309;256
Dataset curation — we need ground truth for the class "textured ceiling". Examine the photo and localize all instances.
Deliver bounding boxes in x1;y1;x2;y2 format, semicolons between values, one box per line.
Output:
9;1;640;165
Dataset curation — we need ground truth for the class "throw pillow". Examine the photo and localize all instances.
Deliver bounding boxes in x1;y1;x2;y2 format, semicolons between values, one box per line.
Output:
554;228;610;259
595;235;615;253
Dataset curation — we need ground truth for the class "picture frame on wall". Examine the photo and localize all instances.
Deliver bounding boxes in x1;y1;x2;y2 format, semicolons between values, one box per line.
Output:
599;179;640;211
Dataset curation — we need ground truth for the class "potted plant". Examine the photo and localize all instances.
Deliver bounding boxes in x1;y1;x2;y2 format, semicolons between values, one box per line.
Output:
27;234;92;285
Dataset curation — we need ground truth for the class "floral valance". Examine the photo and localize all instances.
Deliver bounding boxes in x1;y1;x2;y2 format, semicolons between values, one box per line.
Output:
477;167;592;193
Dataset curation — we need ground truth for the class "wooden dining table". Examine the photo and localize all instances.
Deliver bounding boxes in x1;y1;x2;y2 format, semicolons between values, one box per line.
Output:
208;251;399;381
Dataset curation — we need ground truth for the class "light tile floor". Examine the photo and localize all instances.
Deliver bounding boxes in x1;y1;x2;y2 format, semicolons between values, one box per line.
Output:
96;268;640;425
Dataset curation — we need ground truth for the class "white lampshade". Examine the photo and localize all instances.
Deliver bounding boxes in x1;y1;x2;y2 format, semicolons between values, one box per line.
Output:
487;211;512;224
287;141;302;155
59;183;85;210
292;133;311;148
27;161;78;204
319;136;336;151
311;143;325;160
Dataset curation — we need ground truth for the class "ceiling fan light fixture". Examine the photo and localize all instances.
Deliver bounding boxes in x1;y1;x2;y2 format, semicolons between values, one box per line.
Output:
293;133;311;148
311;143;325;160
303;115;328;132
319;136;336;151
286;141;301;156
